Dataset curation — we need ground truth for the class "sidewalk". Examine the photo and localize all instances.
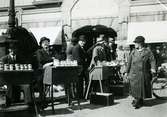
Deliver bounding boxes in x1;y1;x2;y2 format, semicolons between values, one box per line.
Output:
0;93;167;117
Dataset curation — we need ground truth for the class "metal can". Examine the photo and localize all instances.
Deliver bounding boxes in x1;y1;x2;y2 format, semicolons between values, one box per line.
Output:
20;64;24;70
4;64;9;71
28;64;32;70
24;64;28;70
0;62;4;70
9;64;14;70
15;64;20;70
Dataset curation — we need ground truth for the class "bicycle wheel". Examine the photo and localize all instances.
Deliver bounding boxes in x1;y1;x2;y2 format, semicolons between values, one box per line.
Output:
152;77;167;99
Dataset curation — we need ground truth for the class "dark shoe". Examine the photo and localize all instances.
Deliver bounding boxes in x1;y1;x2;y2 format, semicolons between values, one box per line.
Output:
131;100;136;106
134;99;143;109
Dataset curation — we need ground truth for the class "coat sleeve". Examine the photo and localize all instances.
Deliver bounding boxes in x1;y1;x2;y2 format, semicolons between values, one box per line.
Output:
35;50;43;69
72;46;81;63
93;47;99;65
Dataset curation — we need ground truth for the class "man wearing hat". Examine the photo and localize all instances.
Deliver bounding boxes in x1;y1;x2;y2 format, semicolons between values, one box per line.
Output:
89;34;111;69
72;35;88;99
125;36;156;109
108;37;117;60
66;37;78;60
88;35;111;93
35;37;53;108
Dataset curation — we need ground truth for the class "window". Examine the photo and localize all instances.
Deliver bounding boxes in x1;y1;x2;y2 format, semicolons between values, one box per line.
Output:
32;0;63;5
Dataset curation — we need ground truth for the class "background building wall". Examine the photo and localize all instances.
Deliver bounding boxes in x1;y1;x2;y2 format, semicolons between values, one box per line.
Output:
130;0;167;22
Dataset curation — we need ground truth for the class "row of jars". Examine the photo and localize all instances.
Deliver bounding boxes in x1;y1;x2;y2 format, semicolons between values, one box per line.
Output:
97;60;125;66
0;64;32;71
53;59;78;67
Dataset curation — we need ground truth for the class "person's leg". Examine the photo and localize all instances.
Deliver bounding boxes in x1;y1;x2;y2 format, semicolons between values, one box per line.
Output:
20;85;32;104
6;85;12;106
77;76;84;99
133;97;143;109
12;85;21;103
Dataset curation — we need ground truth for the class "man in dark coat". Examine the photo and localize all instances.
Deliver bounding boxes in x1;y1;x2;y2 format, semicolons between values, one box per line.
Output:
108;37;117;60
35;37;53;108
89;35;111;93
72;35;88;99
0;44;32;107
89;35;111;69
126;36;156;109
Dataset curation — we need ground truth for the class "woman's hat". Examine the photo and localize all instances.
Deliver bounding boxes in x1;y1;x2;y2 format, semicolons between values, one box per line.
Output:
39;37;50;46
79;35;86;42
71;37;78;43
134;36;145;43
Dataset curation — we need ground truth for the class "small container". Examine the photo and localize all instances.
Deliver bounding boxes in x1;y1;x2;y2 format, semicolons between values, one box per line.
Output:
9;64;14;70
73;60;78;66
4;64;9;71
0;62;4;70
53;59;59;66
15;64;20;70
24;64;28;70
20;64;24;70
28;64;32;70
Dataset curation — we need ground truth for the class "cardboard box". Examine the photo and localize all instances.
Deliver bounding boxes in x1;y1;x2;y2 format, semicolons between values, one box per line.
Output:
90;92;114;106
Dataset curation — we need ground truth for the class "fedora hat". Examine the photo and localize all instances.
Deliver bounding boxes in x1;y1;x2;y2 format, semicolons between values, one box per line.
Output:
134;36;145;43
79;35;86;42
39;37;50;46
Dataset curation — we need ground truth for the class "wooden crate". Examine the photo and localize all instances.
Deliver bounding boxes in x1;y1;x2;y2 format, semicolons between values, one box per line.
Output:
90;92;114;106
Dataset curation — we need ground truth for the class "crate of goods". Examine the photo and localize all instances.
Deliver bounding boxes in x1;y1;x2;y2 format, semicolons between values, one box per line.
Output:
90;92;114;106
110;84;125;96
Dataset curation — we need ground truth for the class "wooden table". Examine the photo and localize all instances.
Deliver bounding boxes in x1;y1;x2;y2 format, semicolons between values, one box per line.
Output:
0;70;34;85
43;66;81;113
0;70;39;117
85;65;121;99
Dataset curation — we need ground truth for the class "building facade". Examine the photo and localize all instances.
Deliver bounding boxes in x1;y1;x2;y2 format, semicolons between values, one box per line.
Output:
0;0;63;45
128;0;167;43
0;0;131;44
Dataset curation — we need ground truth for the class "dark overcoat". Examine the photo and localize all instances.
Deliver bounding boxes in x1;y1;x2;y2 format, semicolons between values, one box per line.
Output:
36;48;53;69
126;48;156;98
72;44;87;68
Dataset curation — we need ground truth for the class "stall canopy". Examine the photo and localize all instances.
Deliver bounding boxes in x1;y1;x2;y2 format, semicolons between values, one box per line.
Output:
127;21;167;44
29;26;62;45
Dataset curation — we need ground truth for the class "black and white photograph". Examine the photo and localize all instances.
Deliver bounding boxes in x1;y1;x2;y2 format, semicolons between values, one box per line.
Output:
0;0;167;117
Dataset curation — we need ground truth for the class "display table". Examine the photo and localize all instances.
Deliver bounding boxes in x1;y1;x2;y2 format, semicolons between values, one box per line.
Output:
43;66;81;113
0;70;34;85
85;65;121;99
0;70;39;117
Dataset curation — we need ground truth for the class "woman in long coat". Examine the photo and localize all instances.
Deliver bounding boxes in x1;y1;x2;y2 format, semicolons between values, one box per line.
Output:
126;36;156;109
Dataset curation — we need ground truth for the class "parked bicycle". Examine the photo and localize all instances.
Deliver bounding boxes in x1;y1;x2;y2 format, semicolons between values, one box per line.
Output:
152;63;167;99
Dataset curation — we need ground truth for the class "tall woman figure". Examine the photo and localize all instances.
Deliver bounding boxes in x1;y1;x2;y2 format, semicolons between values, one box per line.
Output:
126;36;156;109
